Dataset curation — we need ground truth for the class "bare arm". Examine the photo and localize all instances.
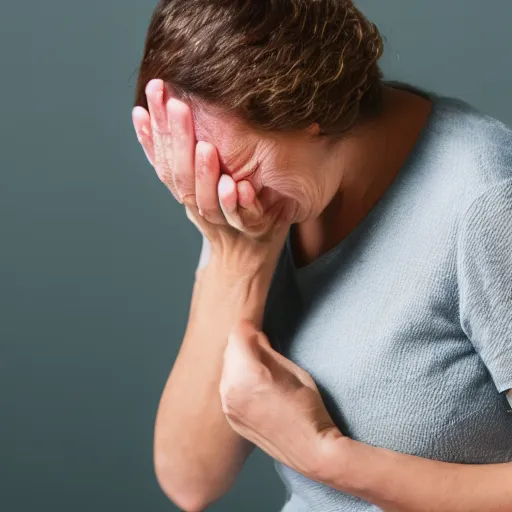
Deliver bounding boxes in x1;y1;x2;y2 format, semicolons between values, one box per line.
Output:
319;435;512;512
132;78;292;511
153;240;278;511
213;315;512;512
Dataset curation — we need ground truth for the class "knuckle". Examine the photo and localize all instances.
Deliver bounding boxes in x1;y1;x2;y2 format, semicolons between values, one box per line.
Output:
151;122;161;136
168;99;190;124
159;169;174;187
152;131;166;154
221;398;235;417
220;386;244;417
153;122;169;139
198;207;214;220
181;194;196;207
237;366;269;392
195;149;211;176
248;365;271;388
173;172;188;191
186;206;202;226
173;99;190;117
227;216;244;231
172;130;190;152
195;164;206;180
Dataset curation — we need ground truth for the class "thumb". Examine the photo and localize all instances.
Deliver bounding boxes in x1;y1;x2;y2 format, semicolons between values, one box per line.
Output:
185;205;214;238
224;321;270;373
229;320;271;352
222;321;269;391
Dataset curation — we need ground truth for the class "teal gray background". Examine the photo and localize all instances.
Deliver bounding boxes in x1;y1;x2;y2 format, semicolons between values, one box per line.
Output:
1;1;511;511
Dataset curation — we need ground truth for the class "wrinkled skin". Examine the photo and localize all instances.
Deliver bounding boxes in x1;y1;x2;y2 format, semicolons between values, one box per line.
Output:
220;319;341;480
132;78;343;480
133;78;435;488
133;80;346;234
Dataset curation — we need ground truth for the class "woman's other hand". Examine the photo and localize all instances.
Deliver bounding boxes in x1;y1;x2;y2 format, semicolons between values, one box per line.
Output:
220;319;343;482
132;79;291;273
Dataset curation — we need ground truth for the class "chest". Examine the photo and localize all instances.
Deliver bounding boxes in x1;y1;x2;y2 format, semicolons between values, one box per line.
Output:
265;240;512;462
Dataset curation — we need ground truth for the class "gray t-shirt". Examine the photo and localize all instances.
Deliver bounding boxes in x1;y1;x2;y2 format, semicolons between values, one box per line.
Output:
263;93;512;511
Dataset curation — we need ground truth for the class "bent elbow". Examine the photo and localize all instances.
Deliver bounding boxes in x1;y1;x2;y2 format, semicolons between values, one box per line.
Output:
154;455;216;512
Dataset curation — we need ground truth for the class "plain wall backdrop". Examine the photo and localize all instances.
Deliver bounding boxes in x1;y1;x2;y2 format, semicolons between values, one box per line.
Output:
1;1;511;511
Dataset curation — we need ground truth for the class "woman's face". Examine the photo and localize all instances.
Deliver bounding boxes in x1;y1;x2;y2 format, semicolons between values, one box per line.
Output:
191;102;341;224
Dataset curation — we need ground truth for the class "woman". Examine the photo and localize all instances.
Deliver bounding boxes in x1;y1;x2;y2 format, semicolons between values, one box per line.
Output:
132;1;512;511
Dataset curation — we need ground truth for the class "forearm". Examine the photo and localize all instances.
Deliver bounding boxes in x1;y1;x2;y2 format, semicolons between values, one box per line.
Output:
320;436;512;512
154;257;276;509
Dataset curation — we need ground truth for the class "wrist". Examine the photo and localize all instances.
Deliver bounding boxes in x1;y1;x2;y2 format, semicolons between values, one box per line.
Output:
209;239;282;278
317;435;391;504
196;256;276;328
312;432;364;493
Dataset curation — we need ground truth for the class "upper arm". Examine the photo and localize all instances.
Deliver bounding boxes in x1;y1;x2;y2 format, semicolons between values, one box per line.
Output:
457;179;512;393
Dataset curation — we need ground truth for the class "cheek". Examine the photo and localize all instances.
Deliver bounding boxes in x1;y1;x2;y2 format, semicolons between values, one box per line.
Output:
262;169;317;206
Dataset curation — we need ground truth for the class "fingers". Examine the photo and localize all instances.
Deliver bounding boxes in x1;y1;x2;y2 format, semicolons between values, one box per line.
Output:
167;96;196;205
237;180;264;217
228;321;309;391
223;321;271;383
219;175;238;214
219;175;244;231
229;320;262;347
195;141;225;224
185;204;209;234
193;152;264;232
137;81;273;237
145;79;179;200
132;107;155;167
144;79;196;206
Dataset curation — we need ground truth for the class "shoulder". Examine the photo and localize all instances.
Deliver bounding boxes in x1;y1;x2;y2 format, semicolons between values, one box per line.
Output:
433;95;512;184
422;94;512;215
457;178;512;258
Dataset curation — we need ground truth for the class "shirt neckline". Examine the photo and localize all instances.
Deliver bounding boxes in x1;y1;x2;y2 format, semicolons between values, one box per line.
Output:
285;88;443;279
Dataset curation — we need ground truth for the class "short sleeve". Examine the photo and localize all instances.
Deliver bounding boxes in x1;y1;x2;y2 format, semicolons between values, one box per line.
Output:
457;179;512;393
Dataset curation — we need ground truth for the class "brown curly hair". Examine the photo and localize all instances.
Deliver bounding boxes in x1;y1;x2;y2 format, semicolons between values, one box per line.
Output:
133;0;384;139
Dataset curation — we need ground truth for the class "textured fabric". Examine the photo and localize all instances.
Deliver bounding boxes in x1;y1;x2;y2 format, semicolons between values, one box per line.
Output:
263;92;512;511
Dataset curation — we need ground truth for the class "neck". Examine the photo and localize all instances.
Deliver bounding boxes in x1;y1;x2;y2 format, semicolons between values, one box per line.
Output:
291;86;433;268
